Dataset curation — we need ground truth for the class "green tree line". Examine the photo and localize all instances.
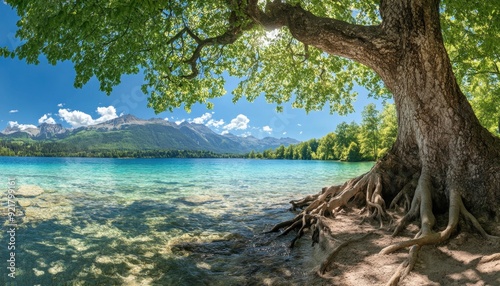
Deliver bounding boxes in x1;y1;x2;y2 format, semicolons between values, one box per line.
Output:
0;140;240;159
247;103;397;162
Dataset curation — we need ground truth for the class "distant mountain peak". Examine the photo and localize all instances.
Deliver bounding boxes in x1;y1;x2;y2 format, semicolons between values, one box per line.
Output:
106;114;141;125
38;123;66;139
0;114;300;153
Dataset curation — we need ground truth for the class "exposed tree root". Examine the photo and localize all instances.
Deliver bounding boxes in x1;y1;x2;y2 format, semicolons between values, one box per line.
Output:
267;157;498;285
318;232;374;276
479;253;500;264
386;245;420;286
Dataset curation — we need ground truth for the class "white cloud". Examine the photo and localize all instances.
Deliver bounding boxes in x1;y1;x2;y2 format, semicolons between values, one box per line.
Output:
300;131;303;134
240;132;252;137
7;121;37;131
58;106;118;128
58;109;94;128
94;106;118;124
297;123;302;127
223;114;250;131
57;103;64;107
175;119;185;125
9;110;18;113
283;132;287;135
207;119;225;128
38;114;56;125
221;130;229;135
192;112;212;124
189;112;225;129
263;126;272;133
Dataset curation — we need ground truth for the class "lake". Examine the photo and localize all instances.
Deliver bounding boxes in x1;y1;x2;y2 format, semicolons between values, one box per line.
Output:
0;157;373;285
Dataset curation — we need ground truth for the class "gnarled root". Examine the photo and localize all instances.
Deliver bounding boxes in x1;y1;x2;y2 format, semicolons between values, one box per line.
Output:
268;169;389;250
380;170;499;285
267;157;498;286
267;160;398;280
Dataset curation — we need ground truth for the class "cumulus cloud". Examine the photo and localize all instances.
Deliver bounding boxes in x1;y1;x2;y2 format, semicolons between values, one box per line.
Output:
192;112;212;124
175;119;185;125
58;109;94;128
189;112;225;129
9;110;18;113
58;106;118;128
207;118;225;128
223;114;250;131
263;126;272;133
57;103;64;107
94;106;118;124
7;121;37;131
38;114;56;125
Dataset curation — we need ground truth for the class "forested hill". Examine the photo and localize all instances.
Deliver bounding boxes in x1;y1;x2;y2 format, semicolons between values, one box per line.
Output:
0;114;299;157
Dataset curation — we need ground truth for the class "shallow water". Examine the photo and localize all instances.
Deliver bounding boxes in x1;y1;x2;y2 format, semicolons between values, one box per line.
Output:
0;157;373;285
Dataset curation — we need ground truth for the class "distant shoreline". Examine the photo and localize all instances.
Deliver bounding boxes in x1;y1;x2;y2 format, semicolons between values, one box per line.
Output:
0;153;374;162
0;149;243;159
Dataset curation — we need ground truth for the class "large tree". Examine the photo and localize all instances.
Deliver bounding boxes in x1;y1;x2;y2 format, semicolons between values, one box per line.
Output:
3;0;500;284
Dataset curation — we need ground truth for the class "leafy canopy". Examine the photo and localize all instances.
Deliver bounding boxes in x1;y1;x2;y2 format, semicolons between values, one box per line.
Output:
441;1;500;133
2;0;498;125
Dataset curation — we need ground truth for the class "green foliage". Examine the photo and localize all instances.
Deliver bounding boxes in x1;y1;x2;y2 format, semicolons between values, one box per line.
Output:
333;122;360;159
275;145;285;159
315;133;337;160
2;0;387;115
342;142;362;162
441;1;500;135
358;103;380;160
379;103;398;151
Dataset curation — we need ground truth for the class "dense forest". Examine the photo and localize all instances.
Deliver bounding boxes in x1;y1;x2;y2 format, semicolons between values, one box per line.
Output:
0;139;239;158
248;103;397;161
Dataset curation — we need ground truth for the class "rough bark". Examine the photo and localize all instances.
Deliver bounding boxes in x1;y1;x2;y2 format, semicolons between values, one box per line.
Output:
250;0;500;284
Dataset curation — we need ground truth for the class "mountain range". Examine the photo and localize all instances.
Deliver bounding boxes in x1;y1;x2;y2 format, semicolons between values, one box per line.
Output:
0;114;299;154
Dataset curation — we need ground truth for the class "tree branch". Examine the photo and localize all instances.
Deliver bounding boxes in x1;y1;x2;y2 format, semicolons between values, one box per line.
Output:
245;0;396;73
168;9;255;79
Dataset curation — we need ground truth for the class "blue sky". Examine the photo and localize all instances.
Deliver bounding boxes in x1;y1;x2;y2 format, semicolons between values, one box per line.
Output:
0;3;382;141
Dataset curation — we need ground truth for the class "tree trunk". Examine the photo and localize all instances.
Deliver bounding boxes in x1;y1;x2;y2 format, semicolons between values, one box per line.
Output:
257;0;500;284
378;0;500;222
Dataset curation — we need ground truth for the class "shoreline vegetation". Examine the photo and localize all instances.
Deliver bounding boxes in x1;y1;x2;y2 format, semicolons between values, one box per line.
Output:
0;103;396;161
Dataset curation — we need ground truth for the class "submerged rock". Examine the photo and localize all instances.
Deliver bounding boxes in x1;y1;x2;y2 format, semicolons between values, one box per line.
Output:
16;185;44;197
18;199;33;207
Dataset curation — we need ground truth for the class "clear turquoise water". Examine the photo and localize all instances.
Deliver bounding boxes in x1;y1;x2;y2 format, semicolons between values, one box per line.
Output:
0;157;373;285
